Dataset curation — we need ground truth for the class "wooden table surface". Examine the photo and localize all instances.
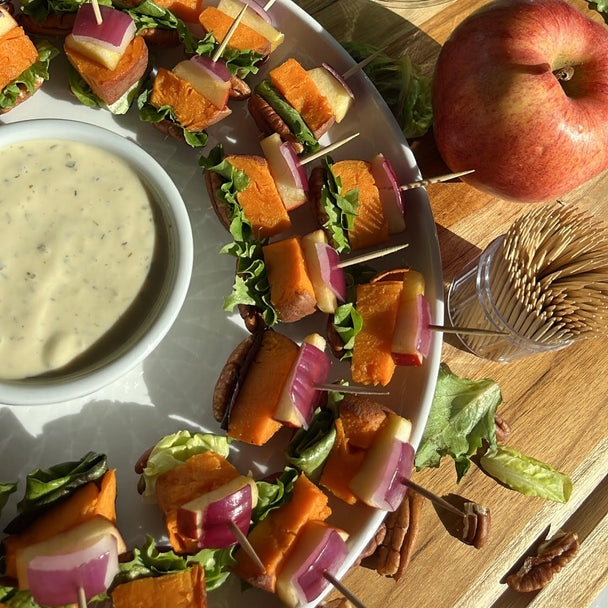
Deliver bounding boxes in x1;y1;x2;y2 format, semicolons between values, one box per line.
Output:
294;1;608;607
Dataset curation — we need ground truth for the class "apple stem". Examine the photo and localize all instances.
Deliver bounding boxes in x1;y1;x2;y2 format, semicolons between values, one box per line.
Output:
211;3;248;62
553;66;574;81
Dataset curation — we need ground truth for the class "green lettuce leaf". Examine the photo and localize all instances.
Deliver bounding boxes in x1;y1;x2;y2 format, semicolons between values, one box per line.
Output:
19;0;110;22
318;156;359;255
139;431;232;500
200;145;278;326
67;64;149;114
342;42;433;139
254;79;319;154
285;393;342;481
479;445;572;503
111;535;235;592
137;87;209;148
0;40;59;112
252;467;298;525
3;452;108;535
0;481;17;514
331;302;363;360
0;587;45;608
414;365;501;480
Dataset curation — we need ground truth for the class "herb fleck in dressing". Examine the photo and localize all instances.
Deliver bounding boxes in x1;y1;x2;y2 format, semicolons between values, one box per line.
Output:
0;139;156;379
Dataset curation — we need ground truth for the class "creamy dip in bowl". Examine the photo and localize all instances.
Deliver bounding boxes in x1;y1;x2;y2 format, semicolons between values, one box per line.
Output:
0;119;193;405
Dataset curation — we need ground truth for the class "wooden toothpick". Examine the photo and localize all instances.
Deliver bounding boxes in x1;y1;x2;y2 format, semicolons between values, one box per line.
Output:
300;132;360;165
229;521;266;573
401;478;466;518
400;170;475;191
77;587;87;608
315;383;390;396
429;324;508;337
342;47;387;80
337;243;409;268
90;0;102;24
212;3;248;62
263;0;277;9
323;571;369;608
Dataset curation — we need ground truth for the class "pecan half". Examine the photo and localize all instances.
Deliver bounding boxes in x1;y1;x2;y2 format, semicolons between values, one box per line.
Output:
205;169;231;232
372;490;424;580
247;94;304;154
229;76;251;101
506;531;579;593
495;413;511;443
462;501;491;549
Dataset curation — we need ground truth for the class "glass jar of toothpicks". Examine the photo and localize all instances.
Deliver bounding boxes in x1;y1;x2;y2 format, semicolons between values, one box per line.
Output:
447;204;608;362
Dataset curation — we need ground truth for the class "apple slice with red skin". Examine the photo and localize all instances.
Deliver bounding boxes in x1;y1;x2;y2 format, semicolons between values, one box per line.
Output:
301;229;346;314
370;153;406;235
17;515;126;603
274;333;331;428
177;475;258;549
260;133;309;210
349;412;414;511
391;270;431;366
173;55;231;110
276;521;349;608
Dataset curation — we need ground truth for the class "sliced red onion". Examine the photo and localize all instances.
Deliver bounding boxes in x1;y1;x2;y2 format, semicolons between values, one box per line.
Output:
315;241;346;302
260;134;308;210
416;293;431;358
190;54;231;83
237;0;272;24
177;476;256;549
368;440;415;511
275;342;331;428
276;522;349;608
280;141;308;190
321;62;354;100
72;4;135;52
27;534;119;607
370;154;406;234
349;413;414;511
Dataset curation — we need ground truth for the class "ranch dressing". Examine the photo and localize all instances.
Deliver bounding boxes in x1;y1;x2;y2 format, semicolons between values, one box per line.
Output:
0;139;156;380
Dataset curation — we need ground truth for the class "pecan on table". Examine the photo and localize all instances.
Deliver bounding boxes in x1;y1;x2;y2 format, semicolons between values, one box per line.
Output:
371;490;425;580
506;531;580;593
494;413;512;443
462;501;491;549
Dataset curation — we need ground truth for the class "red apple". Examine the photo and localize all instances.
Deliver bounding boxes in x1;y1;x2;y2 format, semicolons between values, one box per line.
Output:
432;0;608;203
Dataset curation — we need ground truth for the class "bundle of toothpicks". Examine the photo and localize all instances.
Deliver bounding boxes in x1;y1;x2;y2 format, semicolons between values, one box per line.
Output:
453;203;608;357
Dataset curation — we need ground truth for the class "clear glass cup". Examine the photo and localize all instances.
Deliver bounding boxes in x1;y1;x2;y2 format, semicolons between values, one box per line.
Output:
447;236;572;362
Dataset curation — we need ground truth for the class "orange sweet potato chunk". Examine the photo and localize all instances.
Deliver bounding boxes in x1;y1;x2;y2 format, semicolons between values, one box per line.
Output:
111;564;207;608
228;329;300;445
3;469;117;578
150;67;231;132
319;418;364;505
263;236;316;322
225;154;291;238
332;160;389;251
198;6;270;55
269;58;335;137
0;26;39;91
351;280;403;386
232;474;331;591
153;0;203;23
155;451;240;554
64;35;148;105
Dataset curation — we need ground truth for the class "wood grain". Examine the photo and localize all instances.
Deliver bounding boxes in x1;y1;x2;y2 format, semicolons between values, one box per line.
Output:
293;1;608;607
